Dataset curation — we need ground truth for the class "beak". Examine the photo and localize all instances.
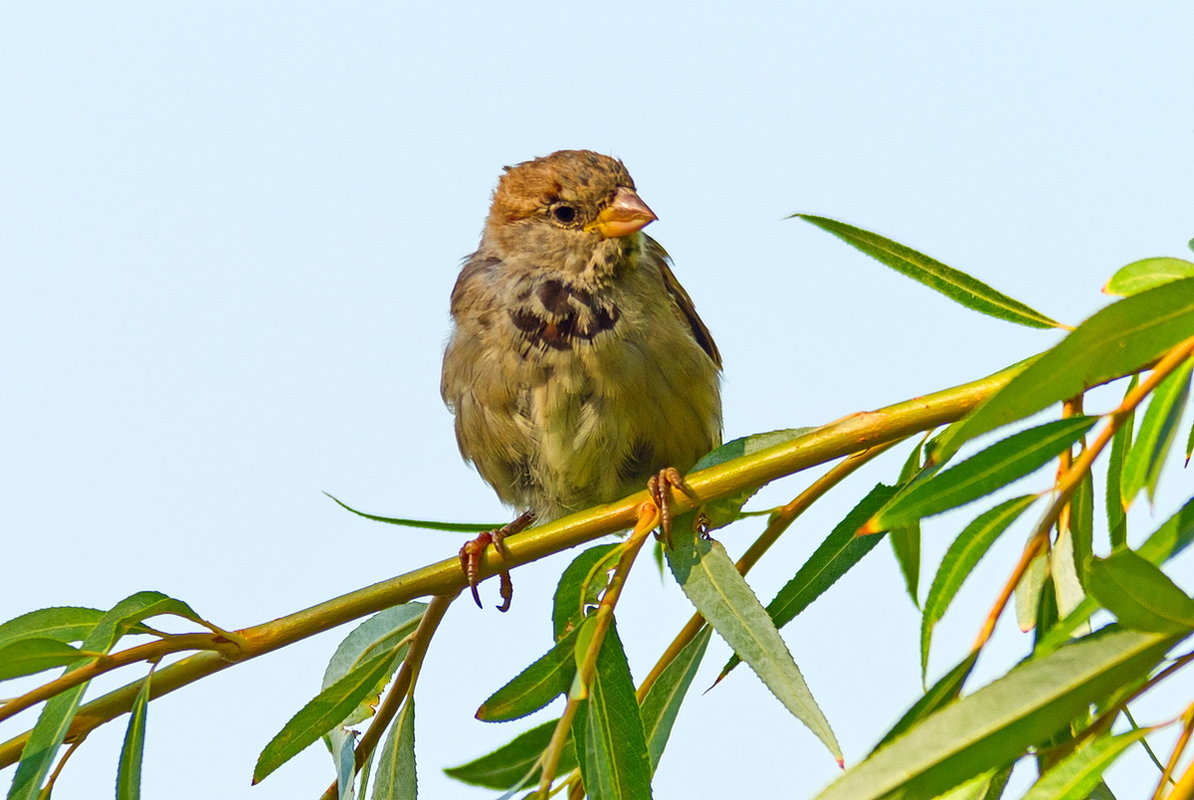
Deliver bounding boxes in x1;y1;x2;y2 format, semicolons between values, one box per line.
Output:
587;187;657;238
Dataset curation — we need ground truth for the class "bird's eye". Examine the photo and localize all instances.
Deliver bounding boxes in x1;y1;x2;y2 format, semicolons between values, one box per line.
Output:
552;205;577;224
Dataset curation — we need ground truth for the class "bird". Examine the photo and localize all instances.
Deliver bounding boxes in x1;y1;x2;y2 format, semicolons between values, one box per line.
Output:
441;150;722;609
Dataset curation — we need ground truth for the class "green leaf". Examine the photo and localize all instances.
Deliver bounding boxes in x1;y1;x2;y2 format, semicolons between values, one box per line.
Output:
1087;550;1194;634
921;496;1038;680
1021;727;1152;800
1105;375;1137;548
1068;472;1094;581
321;603;424;728
330;728;356;800
640;626;711;773
1040;495;1194;650
324;492;497;533
813;627;1181;800
1050;525;1085;621
476;628;577;722
876;651;978;751
691;428;815;529
0;639;87;681
444;719;576;790
254;648;401;783
721;485;895;682
1104;257;1194;296
931;766;1012;800
552;544;619;641
371;698;416;800
797;215;1062;329
570;621;652;800
323;605;426;689
1121;357;1192;508
0;607;106;650
891;439;928;607
115;670;152;800
870;417;1095;531
667;523;842;762
1015;547;1050;633
933;278;1194;462
8;591;204;800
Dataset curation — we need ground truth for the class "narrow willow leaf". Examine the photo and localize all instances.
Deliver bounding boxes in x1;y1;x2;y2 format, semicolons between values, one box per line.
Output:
1051;526;1085;620
372;698;416;800
570;622;652;800
933;278;1194;462
1120;357;1193;508
1103;257;1194;296
0;607;105;650
324;492;497;532
1021;727;1152;800
721;485;895;681
1105;376;1137;548
1068;472;1094;581
921;496;1037;680
891;438;927;607
115;670;152;800
869;417;1094;531
690;428;815;529
1187;410;1194;465
667;525;842;762
443;719;576;790
931;765;1012;800
1015;549;1049;633
552;544;619;641
476;629;578;722
876;651;979;751
322;604;425;728
8;591;203;800
323;605;426;689
1040;496;1194;650
0;639;86;681
814;628;1180;800
640;626;711;773
355;746;376;800
796;215;1061;329
1087;550;1194;634
254;648;400;783
330;728;355;800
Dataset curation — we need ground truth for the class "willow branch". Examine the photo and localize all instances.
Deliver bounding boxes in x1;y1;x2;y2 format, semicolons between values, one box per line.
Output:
0;353;1087;768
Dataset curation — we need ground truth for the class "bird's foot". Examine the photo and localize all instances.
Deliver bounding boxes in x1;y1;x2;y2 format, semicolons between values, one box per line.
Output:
459;510;535;612
647;467;698;548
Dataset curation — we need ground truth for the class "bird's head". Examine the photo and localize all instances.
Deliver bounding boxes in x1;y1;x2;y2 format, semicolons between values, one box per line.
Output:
483;150;656;276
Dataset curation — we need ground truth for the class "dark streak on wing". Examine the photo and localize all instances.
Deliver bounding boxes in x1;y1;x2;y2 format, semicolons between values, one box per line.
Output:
644;236;722;368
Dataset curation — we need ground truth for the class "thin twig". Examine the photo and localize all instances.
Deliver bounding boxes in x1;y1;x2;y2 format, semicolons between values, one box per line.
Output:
971;336;1194;652
536;502;660;797
0;633;237;724
1153;700;1194;800
318;592;458;800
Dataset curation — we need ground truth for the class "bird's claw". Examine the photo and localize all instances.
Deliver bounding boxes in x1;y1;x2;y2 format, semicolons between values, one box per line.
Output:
459;510;535;612
647;467;698;548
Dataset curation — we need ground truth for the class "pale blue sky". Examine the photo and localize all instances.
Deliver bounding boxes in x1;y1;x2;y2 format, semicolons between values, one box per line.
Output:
2;4;1192;798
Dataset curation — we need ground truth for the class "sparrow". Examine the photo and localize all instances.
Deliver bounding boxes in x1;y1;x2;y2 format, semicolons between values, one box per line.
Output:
441;150;722;609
